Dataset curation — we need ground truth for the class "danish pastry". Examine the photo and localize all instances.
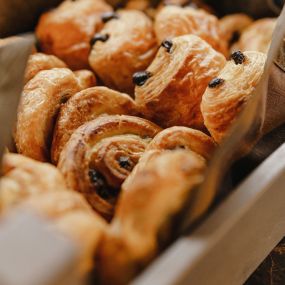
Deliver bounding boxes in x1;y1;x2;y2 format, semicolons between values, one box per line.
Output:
201;51;266;143
135;35;226;129
97;149;206;285
52;86;137;164
22;190;107;275
24;53;67;84
15;68;95;162
58;115;161;219
36;0;112;69
147;126;216;160
154;6;227;55
89;9;157;94
234;18;276;53
0;153;67;213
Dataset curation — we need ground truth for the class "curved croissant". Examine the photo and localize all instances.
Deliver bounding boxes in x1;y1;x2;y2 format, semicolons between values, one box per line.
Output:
89;9;157;94
201;51;266;143
97;149;206;285
0;153;67;213
135;35;226;129
15;68;96;162
52;86;137;164
147;126;216;160
154;6;227;55
58;115;161;219
22;190;107;275
36;0;112;69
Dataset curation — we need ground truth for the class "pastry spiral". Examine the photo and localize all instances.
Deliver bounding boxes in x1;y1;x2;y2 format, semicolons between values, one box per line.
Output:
36;0;112;69
15;68;96;162
52;86;137;164
201;51;266;143
0;153;67;213
147;126;216;160
89;10;157;94
154;6;227;55
97;149;206;285
58;115;161;219
135;35;226;129
22;190;107;275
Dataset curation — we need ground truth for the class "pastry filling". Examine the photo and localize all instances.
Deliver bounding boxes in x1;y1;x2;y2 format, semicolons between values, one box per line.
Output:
101;12;119;23
161;39;173;53
231;51;246;65
118;156;132;171
133;71;152;86
90;33;110;46
208;78;225;88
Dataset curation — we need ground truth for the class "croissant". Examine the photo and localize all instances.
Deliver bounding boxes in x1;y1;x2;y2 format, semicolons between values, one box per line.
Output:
201;51;266;143
58;115;161;219
234;18;276;54
22;190;107;275
24;53;67;84
97;149;206;285
0;153;67;213
154;6;227;55
36;0;112;69
52;86;137;164
147;126;216;160
15;68;96;162
135;35;226;129
89;9;157;94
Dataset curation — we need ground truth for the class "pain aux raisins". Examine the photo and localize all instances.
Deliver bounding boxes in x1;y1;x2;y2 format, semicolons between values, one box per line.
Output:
101;12;119;23
90;33;109;46
231;51;246;65
208;78;225;88
133;71;152;86
161;39;173;53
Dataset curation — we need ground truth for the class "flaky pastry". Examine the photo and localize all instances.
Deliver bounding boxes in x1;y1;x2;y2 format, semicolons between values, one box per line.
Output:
36;0;112;69
58;115;161;219
154;6;227;55
97;149;206;284
52;86;137;164
135;35;226;129
15;68;95;162
201;51;266;143
89;9;157;94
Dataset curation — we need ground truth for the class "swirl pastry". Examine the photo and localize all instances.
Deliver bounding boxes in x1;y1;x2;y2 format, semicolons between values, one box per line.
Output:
22;191;106;275
97;149;206;285
58;115;161;219
15;68;96;162
154;6;227;55
135;35;226;129
234;18;276;53
89;10;157;94
36;0;112;69
24;53;67;84
147;126;216;160
52;86;137;164
0;153;67;213
201;51;266;143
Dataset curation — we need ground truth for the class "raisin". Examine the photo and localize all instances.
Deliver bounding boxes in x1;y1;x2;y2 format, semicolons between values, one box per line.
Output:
208;78;225;88
161;39;173;53
90;33;109;46
231;51;246;65
88;169;110;199
118;156;132;171
101;12;119;23
132;71;152;86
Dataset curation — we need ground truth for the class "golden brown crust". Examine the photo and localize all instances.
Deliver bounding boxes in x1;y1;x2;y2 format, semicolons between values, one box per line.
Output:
201;51;266;143
58;115;161;219
24;53;67;84
15;68;94;162
147;126;216;160
234;18;276;53
89;9;157;94
73;70;97;90
22;190;107;275
52;86;137;164
154;6;227;55
97;150;206;285
36;0;112;70
135;35;226;129
0;153;67;212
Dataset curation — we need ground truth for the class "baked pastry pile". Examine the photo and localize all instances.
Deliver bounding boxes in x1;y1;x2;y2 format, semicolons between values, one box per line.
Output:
0;0;272;283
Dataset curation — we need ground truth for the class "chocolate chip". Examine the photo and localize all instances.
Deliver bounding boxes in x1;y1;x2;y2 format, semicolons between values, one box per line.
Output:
208;78;225;88
90;33;109;46
88;169;111;199
161;39;173;53
118;156;132;170
231;51;246;65
101;12;119;23
133;71;152;86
